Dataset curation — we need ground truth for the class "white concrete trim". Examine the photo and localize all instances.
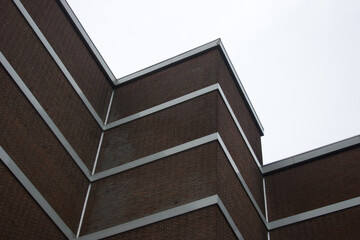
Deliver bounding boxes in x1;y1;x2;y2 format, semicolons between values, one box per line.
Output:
263;178;269;221
92;133;218;180
5;4;265;174
104;90;114;125
92;132;268;226
91;132;104;176
115;39;220;85
78;195;243;240
267;196;360;230
217;134;267;225
4;49;358;228
0;147;242;239
58;0;116;82
18;0;357;174
1;53;262;183
76;184;92;238
0;52;92;180
217;85;263;169
0;147;75;240
218;40;264;133
217;196;245;240
104;84;263;176
13;0;105;129
114;39;264;134
105;84;219;130
263;135;360;173
2;145;359;237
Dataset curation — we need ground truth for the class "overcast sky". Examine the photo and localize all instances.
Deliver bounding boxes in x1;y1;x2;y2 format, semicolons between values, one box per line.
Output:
68;0;360;164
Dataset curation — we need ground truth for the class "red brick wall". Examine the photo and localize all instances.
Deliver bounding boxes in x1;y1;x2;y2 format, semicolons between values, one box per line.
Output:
108;50;218;122
84;140;266;238
217;148;267;240
270;206;360;240
0;0;102;170
265;145;360;221
22;0;113;121
82;142;218;235
0;66;89;232
97;92;218;172
0;163;67;239
83;141;266;238
217;52;263;163
218;96;265;214
108;49;263;166
105;206;237;240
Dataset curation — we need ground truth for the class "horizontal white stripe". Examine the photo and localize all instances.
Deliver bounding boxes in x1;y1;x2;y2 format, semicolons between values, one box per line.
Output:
0;147;75;239
0;52;92;180
105;84;219;130
1;145;359;237
77;195;240;240
92;133;218;180
263;135;360;173
57;0;116;82
268;196;360;230
13;0;105;129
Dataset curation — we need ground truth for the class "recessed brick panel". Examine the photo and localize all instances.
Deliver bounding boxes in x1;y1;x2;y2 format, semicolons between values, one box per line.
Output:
22;0;113;121
270;206;360;240
108;50;218;122
0;162;67;240
97;92;218;172
265;145;360;221
0;66;89;232
82;142;218;235
0;0;102;170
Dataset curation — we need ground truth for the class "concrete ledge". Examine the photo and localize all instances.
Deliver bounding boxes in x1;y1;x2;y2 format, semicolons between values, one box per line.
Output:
263;135;360;174
0;147;75;240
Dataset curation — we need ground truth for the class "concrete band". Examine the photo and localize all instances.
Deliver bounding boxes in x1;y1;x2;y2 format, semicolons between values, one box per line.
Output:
0;148;243;239
2;51;359;232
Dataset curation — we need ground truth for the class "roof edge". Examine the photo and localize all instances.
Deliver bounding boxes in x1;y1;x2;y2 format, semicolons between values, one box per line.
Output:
59;1;263;134
218;41;264;133
115;39;220;84
262;134;360;174
59;0;117;83
115;39;264;134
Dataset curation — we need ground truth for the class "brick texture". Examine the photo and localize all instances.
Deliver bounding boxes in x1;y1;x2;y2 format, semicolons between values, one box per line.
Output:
97;92;218;172
217;147;267;240
83;139;267;238
217;52;263;163
108;48;263;165
270;206;360;240
108;50;218;122
3;2;357;239
218;95;265;214
0;162;67;240
0;66;89;232
104;206;237;240
0;0;102;170
22;0;113;121
82;142;218;235
265;145;360;221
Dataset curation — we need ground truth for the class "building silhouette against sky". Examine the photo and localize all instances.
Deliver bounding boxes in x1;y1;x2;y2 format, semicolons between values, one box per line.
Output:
1;0;359;239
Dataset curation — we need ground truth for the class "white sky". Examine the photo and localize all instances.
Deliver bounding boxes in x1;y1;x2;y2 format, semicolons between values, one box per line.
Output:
68;0;360;164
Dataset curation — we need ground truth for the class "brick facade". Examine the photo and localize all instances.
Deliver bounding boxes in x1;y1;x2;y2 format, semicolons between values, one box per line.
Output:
1;0;359;239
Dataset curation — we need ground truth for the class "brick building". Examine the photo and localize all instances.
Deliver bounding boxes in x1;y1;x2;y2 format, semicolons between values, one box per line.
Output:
1;0;359;239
